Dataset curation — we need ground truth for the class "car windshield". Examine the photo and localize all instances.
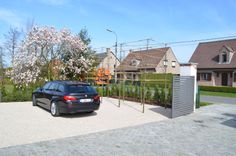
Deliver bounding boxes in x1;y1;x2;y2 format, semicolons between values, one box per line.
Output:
68;85;96;93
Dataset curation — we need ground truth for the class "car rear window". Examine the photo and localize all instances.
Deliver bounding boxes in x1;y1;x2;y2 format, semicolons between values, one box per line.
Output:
68;85;96;93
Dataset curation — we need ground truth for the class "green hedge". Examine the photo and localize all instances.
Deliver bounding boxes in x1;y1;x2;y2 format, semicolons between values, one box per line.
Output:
1;83;41;102
1;87;33;102
94;83;172;105
140;73;174;88
199;86;236;93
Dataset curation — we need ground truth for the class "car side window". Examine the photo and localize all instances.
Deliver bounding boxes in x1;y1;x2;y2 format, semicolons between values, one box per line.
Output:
43;82;51;90
48;82;59;91
57;84;65;92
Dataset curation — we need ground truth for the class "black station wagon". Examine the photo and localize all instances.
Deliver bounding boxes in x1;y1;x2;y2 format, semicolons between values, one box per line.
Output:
32;81;100;117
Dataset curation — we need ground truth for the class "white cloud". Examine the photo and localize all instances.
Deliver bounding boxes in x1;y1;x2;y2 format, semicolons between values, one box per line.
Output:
0;8;23;28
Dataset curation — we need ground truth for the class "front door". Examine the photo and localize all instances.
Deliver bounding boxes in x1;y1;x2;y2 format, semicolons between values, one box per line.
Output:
222;73;228;86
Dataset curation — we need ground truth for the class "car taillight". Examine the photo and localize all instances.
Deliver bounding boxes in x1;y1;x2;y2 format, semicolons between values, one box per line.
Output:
63;96;77;101
94;95;100;101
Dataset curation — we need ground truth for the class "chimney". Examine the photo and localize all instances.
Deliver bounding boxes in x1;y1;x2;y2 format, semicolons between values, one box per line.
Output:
106;48;111;54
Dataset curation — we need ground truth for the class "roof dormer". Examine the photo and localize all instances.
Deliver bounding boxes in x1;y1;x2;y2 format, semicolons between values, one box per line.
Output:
219;45;235;64
130;59;140;67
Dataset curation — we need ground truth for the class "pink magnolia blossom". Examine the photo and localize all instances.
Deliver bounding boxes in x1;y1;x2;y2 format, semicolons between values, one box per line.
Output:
10;26;93;85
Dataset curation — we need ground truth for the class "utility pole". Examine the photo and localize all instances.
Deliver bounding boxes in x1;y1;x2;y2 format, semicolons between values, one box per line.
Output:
119;43;124;61
122;44;126;61
120;43;125;103
146;38;154;50
115;40;118;83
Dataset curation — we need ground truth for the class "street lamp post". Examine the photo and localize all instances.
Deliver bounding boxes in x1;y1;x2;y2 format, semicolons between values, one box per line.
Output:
106;29;120;107
106;29;118;82
163;43;168;109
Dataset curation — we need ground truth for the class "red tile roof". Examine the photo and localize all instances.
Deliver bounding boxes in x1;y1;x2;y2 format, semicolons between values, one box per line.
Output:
116;47;169;71
189;39;236;69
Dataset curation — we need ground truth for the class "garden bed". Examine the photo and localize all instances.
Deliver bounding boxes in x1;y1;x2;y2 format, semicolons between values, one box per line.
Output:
106;96;172;108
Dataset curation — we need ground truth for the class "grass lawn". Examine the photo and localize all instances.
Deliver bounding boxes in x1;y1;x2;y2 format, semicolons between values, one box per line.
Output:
200;101;213;107
200;91;236;98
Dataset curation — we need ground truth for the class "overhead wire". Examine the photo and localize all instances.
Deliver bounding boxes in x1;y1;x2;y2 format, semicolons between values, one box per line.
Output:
92;35;236;62
93;35;236;51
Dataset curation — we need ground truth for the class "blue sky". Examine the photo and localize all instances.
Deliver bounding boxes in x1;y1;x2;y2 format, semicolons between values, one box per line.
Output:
1;0;236;65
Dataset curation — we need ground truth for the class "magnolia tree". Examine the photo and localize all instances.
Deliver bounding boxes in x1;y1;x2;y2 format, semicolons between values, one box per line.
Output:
10;26;94;86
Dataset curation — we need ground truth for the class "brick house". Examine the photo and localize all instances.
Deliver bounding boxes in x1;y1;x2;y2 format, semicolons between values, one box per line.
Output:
189;39;236;87
116;47;180;80
95;48;120;75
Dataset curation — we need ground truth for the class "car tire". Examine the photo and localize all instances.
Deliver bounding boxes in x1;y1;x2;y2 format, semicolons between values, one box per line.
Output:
50;102;60;117
32;95;37;106
87;111;94;113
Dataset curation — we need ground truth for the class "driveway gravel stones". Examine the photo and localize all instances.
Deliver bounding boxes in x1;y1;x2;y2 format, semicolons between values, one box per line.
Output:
0;103;235;156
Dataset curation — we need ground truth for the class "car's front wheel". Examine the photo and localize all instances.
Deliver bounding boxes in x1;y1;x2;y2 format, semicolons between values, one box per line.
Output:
32;95;37;106
50;102;60;117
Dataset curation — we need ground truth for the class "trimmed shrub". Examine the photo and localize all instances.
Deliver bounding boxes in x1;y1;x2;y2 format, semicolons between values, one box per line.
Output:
145;86;152;101
2;86;33;102
111;85;116;96
135;84;139;99
167;87;172;104
160;88;165;104
140;73;174;88
200;86;236;93
154;86;161;103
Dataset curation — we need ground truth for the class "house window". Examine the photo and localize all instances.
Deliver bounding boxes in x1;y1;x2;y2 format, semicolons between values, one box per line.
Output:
234;73;236;82
130;59;140;67
163;59;168;67
202;73;212;81
146;68;155;72
222;52;228;63
171;61;176;68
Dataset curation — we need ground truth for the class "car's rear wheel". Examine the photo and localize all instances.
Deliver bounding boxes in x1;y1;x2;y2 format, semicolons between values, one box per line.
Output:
32;95;37;106
50;102;60;117
87;111;94;113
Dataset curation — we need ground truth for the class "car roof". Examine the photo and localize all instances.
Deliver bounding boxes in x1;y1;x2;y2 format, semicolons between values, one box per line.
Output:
51;80;89;85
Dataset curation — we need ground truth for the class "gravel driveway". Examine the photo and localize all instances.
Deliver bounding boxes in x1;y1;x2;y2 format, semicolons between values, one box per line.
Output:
0;97;170;148
0;103;235;156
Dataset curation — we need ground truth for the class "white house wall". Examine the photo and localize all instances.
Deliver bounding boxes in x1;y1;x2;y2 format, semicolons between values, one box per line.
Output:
156;48;180;74
97;50;120;75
